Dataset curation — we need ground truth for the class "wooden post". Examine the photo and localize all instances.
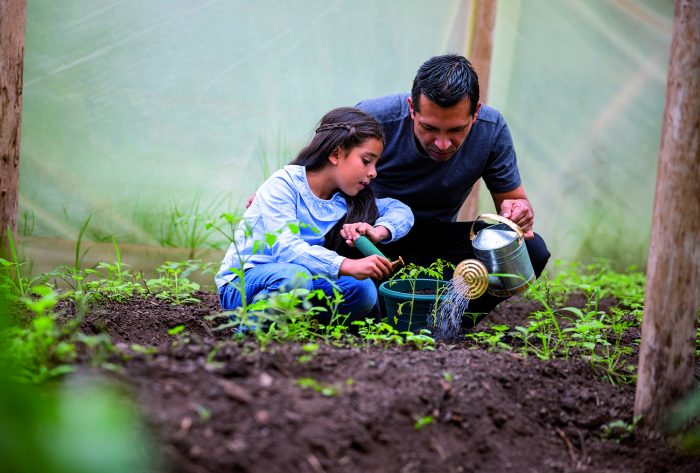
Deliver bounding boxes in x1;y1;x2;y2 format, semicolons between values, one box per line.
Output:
0;0;26;240
458;0;497;221
634;0;700;429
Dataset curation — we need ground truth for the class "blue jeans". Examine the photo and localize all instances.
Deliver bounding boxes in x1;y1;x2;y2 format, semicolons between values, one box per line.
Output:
218;263;378;323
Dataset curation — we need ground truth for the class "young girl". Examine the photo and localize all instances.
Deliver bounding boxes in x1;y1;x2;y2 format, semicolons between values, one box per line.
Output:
215;107;414;321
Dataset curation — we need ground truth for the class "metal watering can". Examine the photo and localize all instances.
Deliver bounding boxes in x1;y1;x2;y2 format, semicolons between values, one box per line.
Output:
453;214;535;299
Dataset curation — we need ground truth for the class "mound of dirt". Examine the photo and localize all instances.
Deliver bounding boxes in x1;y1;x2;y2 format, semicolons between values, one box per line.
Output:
76;293;699;473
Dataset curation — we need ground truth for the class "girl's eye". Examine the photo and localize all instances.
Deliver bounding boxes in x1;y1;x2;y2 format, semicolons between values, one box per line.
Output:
362;159;370;165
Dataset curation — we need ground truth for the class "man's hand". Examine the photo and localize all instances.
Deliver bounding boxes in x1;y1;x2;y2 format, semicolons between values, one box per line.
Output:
499;199;534;240
339;255;392;280
245;192;256;209
340;223;391;247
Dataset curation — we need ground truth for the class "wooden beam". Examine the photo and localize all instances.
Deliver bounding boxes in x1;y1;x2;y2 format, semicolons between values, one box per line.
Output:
458;0;497;222
0;0;26;239
634;0;700;429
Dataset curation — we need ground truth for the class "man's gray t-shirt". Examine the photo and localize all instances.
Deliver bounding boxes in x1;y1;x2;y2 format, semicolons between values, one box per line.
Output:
357;93;521;223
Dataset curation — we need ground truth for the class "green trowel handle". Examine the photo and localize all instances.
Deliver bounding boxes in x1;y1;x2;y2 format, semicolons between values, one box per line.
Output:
354;235;388;259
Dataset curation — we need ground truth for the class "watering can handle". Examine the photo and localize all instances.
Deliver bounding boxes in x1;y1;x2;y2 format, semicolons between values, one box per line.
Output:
469;213;524;241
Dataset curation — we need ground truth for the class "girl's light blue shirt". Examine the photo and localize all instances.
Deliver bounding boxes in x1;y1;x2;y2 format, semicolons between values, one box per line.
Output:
216;165;414;289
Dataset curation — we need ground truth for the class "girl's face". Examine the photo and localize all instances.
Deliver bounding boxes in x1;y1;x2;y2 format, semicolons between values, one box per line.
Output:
329;138;383;196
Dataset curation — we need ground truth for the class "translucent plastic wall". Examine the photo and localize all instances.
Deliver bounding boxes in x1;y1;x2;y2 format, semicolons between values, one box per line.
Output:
20;0;471;245
484;0;673;268
20;0;674;268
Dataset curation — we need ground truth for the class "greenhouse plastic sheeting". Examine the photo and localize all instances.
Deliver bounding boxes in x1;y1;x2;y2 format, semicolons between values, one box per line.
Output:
19;0;674;267
20;0;473;245
482;0;673;268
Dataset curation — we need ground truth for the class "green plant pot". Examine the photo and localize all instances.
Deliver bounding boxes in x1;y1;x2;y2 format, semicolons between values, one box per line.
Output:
378;278;447;333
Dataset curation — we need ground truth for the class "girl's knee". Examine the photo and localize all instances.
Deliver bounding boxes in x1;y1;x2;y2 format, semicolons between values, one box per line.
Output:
345;279;378;316
270;264;314;292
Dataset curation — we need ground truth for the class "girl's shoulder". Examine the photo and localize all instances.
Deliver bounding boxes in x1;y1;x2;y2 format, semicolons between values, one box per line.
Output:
260;165;303;190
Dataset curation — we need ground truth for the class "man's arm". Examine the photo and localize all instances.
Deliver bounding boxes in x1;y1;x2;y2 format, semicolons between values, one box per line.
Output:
490;185;535;240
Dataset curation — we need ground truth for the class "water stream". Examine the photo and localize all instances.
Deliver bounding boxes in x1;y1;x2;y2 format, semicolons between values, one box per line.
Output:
428;280;470;340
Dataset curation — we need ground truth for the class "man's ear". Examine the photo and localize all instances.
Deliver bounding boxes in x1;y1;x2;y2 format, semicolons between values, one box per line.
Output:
472;101;482;124
407;96;415;119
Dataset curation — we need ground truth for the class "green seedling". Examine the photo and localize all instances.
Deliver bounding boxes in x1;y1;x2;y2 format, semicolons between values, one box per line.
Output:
414;415;434;430
600;416;641;442
297;377;342;397
86;240;146;302
465;324;512;351
146;260;203;304
297;343;319;363
194;404;212;422
0;226;47;298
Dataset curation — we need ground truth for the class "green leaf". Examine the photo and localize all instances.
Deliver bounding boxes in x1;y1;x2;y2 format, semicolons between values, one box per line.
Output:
167;325;186;335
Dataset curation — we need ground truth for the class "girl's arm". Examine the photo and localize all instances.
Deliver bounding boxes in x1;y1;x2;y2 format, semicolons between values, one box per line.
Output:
256;176;346;279
373;197;415;242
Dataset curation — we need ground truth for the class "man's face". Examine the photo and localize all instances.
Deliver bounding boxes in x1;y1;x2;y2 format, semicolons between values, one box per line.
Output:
409;94;480;162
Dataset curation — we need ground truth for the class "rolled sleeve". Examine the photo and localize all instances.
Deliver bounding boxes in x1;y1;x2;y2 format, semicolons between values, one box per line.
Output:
375;197;414;243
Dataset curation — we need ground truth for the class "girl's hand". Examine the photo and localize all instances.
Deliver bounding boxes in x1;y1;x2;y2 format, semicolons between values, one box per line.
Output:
339;255;392;280
341;223;391;247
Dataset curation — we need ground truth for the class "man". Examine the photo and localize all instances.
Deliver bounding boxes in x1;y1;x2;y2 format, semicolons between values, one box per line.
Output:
356;54;550;323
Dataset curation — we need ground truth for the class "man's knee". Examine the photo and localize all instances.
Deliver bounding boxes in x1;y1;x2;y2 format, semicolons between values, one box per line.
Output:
526;233;551;278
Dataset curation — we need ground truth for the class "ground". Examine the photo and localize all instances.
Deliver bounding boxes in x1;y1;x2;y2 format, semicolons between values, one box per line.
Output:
73;292;700;473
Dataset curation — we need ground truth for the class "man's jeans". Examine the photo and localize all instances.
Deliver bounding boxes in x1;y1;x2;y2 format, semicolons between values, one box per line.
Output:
218;263;377;324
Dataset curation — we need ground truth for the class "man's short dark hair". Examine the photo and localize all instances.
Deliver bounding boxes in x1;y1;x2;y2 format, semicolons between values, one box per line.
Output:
411;54;480;115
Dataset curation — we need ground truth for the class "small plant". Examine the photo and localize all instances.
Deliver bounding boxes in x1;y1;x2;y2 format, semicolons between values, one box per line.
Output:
46;265;100;314
600;416;640;442
86;240;146;302
146;260;203;304
159;194;226;258
297;343;319;363
465;324;512;351
0;226;46;298
2;285;76;383
414;415;434;430
296;377;351;397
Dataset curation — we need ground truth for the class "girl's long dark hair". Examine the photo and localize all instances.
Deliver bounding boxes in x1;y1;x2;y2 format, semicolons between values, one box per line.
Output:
290;107;385;252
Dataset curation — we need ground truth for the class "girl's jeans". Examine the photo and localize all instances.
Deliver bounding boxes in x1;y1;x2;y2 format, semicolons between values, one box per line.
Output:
218;263;378;324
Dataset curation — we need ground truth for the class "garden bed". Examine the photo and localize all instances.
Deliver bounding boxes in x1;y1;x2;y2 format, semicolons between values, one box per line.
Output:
72;292;700;473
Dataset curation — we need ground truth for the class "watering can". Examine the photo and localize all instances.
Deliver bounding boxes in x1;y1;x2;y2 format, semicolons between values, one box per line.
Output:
453;214;535;299
354;236;404;273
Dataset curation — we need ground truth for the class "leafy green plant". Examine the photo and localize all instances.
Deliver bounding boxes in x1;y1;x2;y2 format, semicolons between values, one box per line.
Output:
296;377;352;397
600;416;640;442
465;324;512;351
1;285;76;383
0;226;46;298
159;195;228;258
46;265;100;314
351;319;436;350
146;260;203;304
297;342;319;363
85;240;146;302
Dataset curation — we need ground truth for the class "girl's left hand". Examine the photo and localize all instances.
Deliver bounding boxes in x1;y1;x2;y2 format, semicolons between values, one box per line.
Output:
341;223;390;247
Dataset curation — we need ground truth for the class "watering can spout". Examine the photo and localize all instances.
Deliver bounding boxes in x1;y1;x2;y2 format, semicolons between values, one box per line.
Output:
453;259;490;299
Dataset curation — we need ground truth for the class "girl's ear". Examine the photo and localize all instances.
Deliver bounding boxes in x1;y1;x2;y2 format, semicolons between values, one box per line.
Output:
329;146;342;166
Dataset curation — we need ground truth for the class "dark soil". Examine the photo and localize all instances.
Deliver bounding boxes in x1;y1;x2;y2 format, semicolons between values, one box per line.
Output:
74;292;699;473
